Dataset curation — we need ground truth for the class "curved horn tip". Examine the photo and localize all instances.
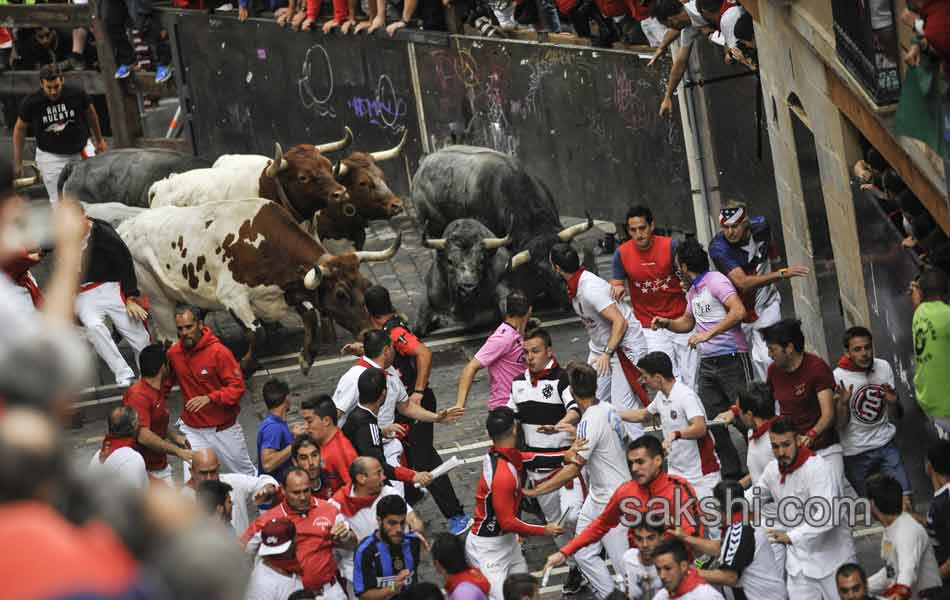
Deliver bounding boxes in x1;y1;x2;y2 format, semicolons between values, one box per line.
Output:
423;238;447;250
509;249;531;270
304;267;322;290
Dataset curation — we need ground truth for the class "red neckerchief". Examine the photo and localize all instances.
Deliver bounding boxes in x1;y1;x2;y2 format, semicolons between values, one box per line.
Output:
529;359;558;387
99;435;137;463
750;417;778;440
357;358;389;375
836;354;870;373
331;485;378;517
491;446;523;471
779;447;814;484
445;567;491;594
670;567;706;598
566;268;585;299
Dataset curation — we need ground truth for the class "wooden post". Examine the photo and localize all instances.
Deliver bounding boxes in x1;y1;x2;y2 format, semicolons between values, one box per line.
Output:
90;0;142;147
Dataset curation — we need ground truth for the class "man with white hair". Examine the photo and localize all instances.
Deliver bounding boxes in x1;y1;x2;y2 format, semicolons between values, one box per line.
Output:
89;405;148;489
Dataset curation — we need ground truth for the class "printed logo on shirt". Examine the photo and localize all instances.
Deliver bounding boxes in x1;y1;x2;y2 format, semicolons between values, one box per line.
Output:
669;409;678;421
312;515;332;533
200;369;209;376
41;102;76;133
542;384;554;399
793;383;807;397
851;384;887;425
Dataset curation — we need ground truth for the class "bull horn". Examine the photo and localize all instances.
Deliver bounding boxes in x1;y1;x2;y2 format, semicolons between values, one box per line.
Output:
304;266;323;290
355;231;402;263
315;126;353;154
14;164;39;189
483;215;514;250
264;142;288;178
509;249;531;270
557;211;595;242
368;129;408;163
334;159;350;178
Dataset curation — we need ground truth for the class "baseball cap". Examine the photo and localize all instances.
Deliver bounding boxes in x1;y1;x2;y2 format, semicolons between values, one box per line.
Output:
258;517;295;557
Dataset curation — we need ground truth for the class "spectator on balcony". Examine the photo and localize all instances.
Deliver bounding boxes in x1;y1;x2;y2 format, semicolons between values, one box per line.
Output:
103;0;173;83
12;27;70;70
728;9;756;69
901;1;950;70
648;0;713;117
621;0;668;47
697;0;747;57
911;268;950;439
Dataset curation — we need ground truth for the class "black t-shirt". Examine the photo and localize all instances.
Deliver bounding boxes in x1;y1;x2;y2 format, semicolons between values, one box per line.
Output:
18;84;92;155
928;485;950;571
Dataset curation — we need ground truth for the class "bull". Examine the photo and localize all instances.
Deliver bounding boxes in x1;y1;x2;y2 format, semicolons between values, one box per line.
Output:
215;130;408;249
148;129;354;221
116;199;400;374
412;146;592;335
56;149;212;207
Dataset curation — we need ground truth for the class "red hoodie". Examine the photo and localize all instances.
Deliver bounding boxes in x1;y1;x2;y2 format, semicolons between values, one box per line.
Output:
166;327;246;429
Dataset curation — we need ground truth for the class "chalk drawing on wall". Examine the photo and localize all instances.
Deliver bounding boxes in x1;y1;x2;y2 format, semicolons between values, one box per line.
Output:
299;44;336;119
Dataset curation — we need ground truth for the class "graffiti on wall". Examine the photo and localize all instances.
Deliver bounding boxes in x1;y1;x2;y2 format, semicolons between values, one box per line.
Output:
298;44;336;119
347;74;409;132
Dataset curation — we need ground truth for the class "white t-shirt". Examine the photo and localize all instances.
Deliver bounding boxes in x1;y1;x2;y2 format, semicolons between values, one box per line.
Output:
89;447;149;490
571;270;643;353
646;381;720;483
655;582;725;600
335;485;413;582
679;0;710;47
869;512;943;599
719;5;745;48
333;358;408;428
576;401;630;504
181;472;278;536
718;524;788;600
622;548;663;599
745;427;776;484
833;358;898;456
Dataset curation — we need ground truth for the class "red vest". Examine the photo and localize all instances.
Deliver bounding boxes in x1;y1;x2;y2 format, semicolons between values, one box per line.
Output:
618;236;687;327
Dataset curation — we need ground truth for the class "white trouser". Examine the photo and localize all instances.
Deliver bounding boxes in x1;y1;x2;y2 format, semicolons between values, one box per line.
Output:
640;17;669;47
787;571;840;600
590;343;647;441
35;144;92;204
466;533;528;600
148;465;174;484
573;495;629;599
383;438;405;496
527;469;583;565
6;279;38;315
742;300;781;382
75;281;150;385
179;421;257;477
641;327;698;390
246;562;304;600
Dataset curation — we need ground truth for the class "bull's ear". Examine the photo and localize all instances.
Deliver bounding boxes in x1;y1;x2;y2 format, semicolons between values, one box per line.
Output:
304;267;322;290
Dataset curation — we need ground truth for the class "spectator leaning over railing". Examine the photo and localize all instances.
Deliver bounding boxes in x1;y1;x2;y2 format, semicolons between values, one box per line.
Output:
648;0;712;117
901;0;950;70
102;0;173;82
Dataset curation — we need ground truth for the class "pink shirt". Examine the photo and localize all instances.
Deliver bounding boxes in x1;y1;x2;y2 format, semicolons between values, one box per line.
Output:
474;322;525;409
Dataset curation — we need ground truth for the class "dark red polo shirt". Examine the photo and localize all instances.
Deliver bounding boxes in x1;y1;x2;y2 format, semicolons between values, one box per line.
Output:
767;352;838;451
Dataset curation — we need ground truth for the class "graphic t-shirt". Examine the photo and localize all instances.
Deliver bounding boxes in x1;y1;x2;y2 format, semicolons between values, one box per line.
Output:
685;271;748;357
913;301;950;419
19;84;91;155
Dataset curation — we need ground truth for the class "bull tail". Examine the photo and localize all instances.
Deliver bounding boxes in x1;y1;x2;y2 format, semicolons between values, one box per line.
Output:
56;160;75;198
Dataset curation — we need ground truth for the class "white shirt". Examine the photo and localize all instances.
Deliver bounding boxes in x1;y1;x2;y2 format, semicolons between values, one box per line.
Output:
718;524;788;600
752;452;856;578
576;401;630;504
868;512;943;599
646;381;720;483
833;358;898;456
679;0;710;47
655;582;725;600
622;548;663;599
335;485;413;581
571;270;644;354
333;357;408;428
745;427;776;484
182;472;279;536
89;447;149;490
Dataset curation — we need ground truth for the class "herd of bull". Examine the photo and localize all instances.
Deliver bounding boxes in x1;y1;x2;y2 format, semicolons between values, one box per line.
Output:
14;132;595;373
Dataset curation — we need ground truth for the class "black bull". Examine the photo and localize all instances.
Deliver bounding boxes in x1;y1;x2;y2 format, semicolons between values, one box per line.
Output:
412;146;592;335
57;149;211;207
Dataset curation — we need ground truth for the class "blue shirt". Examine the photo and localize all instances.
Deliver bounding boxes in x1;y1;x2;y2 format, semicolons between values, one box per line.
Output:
256;414;294;484
353;532;421;598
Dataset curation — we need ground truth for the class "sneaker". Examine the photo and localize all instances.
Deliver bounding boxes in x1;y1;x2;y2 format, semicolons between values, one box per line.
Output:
563;566;587;594
114;64;132;79
447;514;473;536
155;65;172;84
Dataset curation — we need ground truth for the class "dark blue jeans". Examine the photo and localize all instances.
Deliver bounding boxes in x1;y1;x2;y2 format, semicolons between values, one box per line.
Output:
844;439;912;496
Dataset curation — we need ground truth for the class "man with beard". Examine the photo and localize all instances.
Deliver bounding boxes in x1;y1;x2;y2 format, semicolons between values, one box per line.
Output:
835;564;879;600
352;494;423;599
332;457;424;591
621;523;666;600
651;540;724;600
751;418;856;600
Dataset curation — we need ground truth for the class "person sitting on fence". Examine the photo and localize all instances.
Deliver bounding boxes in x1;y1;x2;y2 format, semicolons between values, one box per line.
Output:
103;0;173;83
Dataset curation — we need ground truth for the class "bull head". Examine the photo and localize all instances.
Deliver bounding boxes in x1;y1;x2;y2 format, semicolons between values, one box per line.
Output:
423;218;511;251
264;143;289;178
314;126;354;154
509;212;594;269
336;129;407;178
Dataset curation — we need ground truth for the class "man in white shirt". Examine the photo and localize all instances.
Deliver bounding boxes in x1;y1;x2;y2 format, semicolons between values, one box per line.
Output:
652;539;725;600
524;362;631;599
331;456;424;589
620;351;721;499
622;523;665;600
89;405;148;490
866;474;943;599
672;480;787;600
833;326;912;508
648;0;713;118
182;448;279;535
752;418;857;600
334;329;462;485
550;242;649;440
245;517;304;600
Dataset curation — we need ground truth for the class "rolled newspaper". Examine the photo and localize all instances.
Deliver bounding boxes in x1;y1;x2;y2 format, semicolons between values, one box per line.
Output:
414;455;463;488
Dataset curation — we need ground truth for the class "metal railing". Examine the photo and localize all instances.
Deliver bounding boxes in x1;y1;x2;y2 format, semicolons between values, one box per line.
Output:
832;0;902;105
